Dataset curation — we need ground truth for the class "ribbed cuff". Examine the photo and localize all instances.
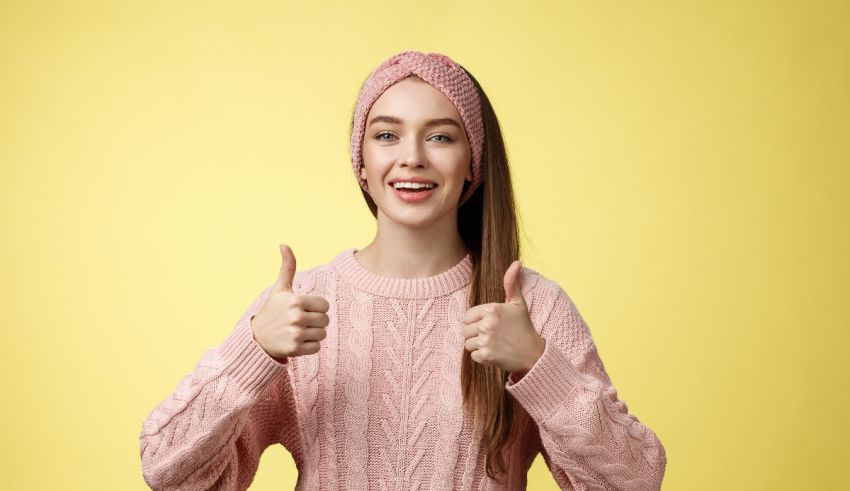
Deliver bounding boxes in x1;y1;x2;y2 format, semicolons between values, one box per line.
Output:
505;338;586;423
217;314;289;395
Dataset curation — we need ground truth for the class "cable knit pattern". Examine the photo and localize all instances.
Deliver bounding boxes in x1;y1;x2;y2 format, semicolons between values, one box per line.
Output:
289;268;321;491
505;278;667;490
342;284;373;489
139;283;300;490
318;269;339;486
428;288;468;490
139;248;666;490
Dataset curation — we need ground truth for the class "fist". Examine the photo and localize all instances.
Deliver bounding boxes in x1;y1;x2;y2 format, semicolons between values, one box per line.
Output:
462;260;545;374
250;244;330;361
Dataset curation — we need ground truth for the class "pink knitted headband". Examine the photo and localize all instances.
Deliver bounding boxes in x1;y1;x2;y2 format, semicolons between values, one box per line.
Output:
350;50;484;207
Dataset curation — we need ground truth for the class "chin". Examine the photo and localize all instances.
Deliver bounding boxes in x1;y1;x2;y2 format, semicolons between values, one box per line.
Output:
388;212;441;229
374;189;461;225
376;205;448;229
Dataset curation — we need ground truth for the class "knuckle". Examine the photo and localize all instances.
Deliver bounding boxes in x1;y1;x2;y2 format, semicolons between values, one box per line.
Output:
478;348;491;362
306;295;330;313
289;295;304;309
471;350;484;364
285;302;299;318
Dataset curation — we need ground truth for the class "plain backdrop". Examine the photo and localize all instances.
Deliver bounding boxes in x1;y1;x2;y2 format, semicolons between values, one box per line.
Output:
1;0;848;489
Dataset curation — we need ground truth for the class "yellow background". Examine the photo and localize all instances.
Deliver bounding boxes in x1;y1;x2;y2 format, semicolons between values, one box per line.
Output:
1;0;848;489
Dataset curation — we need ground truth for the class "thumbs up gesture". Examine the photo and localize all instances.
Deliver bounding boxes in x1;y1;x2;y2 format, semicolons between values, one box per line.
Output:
250;244;331;361
461;260;546;374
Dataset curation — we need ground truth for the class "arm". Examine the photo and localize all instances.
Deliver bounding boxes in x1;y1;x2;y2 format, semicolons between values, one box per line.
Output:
139;286;302;490
505;284;667;491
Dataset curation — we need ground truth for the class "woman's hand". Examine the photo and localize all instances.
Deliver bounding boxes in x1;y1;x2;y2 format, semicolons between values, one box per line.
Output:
462;260;546;374
250;244;330;361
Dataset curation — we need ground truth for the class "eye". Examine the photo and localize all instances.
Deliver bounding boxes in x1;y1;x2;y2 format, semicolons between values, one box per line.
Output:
375;131;396;141
431;134;453;143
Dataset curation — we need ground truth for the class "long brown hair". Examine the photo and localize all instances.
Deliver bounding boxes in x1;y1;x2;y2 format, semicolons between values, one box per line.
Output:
349;67;521;482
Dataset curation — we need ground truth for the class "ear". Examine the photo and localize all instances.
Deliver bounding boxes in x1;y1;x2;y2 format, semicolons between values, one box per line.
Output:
465;161;473;182
359;166;371;193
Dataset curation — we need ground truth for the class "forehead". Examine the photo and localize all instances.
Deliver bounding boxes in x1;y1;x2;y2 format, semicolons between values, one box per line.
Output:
368;76;461;121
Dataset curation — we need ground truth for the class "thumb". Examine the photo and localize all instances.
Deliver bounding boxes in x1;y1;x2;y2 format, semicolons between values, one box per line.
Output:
503;260;526;307
273;243;297;293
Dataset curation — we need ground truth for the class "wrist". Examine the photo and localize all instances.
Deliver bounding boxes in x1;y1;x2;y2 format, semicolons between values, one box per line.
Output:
527;336;545;371
250;315;287;364
510;337;546;383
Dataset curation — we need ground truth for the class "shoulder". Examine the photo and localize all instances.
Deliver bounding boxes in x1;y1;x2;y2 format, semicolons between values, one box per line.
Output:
519;265;596;357
518;265;564;319
291;262;334;296
253;258;337;306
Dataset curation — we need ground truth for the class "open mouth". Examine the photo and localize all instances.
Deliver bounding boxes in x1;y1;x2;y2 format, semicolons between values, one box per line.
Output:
390;183;438;192
390;182;438;202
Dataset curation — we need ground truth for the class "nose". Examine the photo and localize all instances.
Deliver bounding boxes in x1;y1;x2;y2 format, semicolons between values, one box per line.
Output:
398;137;427;169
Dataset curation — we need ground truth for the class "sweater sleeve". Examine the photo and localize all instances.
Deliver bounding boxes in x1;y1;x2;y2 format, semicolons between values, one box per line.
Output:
139;286;302;491
505;284;667;491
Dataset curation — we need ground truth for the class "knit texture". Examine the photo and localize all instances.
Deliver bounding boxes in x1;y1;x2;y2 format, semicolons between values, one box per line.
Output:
350;50;484;207
139;248;667;490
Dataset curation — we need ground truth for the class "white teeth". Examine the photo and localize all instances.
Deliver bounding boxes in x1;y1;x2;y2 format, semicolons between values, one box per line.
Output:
393;182;435;190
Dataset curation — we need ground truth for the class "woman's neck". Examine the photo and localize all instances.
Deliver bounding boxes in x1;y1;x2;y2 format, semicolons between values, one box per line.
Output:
355;212;469;279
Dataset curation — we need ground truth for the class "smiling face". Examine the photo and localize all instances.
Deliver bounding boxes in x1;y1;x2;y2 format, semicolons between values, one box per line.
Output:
359;76;474;229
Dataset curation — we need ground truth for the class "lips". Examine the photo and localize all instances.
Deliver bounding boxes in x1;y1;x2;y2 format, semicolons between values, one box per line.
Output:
390;183;437;203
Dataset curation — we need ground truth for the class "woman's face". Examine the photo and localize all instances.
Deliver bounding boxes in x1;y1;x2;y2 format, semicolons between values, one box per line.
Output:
360;76;473;229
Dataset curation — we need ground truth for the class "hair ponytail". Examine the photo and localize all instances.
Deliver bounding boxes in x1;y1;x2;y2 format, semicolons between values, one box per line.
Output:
457;67;522;482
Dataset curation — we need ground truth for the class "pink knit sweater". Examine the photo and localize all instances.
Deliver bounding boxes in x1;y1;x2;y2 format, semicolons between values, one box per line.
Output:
139;248;666;490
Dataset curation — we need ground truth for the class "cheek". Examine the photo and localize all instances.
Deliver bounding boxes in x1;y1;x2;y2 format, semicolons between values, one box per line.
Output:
444;154;472;181
362;142;390;165
443;146;471;176
361;148;394;189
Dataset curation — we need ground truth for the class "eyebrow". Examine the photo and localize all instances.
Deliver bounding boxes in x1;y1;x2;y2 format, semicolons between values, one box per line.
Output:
367;115;461;129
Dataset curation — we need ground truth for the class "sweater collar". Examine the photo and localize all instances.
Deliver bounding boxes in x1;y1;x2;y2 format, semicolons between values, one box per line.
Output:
332;248;473;299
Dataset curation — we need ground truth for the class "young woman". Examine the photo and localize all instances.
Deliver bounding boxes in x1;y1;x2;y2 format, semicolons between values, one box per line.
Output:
139;50;667;490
